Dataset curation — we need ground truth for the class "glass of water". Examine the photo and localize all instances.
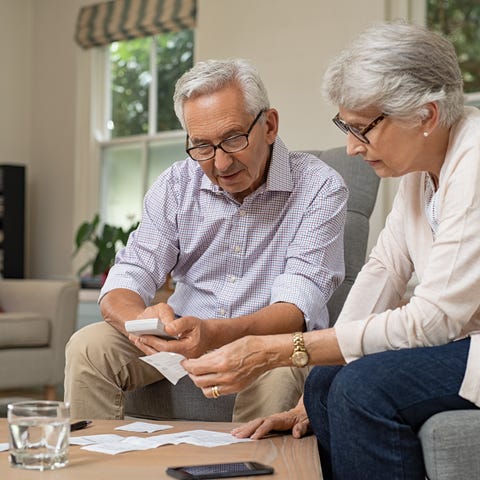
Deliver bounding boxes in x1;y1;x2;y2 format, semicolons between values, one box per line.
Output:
7;400;70;470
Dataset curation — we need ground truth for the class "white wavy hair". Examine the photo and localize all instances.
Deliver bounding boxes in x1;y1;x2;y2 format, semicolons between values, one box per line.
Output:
173;58;270;128
322;22;464;127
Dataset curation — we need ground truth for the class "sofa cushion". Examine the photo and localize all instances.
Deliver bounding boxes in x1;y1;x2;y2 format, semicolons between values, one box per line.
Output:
125;376;236;421
419;410;480;480
0;313;50;348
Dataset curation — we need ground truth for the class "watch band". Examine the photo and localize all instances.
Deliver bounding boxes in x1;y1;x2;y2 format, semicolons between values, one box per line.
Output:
291;331;309;367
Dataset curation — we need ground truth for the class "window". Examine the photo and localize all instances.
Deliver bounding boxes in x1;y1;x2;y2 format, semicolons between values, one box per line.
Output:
97;30;194;228
427;0;480;106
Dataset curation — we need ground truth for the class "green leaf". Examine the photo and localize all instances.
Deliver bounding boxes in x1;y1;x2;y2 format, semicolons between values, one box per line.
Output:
73;213;136;277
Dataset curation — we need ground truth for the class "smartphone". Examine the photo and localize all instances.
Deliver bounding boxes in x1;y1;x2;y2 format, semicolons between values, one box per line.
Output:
166;461;274;479
125;318;178;340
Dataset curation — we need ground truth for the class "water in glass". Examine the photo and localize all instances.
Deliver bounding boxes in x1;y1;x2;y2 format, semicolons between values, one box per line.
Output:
8;401;70;470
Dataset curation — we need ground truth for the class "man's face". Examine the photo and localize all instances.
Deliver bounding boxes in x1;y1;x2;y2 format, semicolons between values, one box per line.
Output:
183;85;278;202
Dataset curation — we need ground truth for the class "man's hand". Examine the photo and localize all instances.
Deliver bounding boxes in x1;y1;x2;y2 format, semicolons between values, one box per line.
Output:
137;302;176;324
231;396;310;440
182;335;286;396
129;310;214;359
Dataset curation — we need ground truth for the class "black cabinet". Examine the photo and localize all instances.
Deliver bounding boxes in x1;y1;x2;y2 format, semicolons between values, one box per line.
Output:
0;165;25;278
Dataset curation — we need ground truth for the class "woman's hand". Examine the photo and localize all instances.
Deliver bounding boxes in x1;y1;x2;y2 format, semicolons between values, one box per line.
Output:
182;335;285;397
231;396;310;440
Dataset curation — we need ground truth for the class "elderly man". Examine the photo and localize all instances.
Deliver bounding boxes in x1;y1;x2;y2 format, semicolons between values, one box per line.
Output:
65;58;347;421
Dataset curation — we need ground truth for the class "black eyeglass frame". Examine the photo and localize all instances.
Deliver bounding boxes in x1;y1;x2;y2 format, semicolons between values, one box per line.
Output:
332;112;387;144
185;109;266;162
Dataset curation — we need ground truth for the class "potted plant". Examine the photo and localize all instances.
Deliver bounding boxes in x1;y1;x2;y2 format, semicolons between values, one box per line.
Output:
73;213;139;288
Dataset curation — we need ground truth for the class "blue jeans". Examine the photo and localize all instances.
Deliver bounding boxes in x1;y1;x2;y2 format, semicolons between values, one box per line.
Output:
304;338;478;480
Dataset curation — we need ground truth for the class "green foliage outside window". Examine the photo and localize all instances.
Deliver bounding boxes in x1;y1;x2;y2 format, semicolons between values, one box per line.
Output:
427;0;480;93
156;32;194;131
110;37;150;137
110;29;194;138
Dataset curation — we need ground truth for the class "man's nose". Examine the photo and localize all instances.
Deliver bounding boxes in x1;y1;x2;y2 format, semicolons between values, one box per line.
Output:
213;148;234;171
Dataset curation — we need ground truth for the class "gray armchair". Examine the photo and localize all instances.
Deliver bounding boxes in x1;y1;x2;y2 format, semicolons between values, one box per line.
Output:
0;279;79;399
419;411;480;480
125;147;380;420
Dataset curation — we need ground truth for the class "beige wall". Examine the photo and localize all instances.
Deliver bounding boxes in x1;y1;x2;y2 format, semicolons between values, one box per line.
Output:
0;1;32;166
0;0;97;279
0;0;32;272
0;0;421;279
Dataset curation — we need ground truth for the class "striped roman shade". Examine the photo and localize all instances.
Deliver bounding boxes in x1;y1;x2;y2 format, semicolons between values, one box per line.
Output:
75;0;197;49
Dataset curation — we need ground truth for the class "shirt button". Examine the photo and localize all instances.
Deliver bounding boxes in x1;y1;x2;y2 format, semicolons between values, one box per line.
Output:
239;209;246;217
227;275;236;283
218;308;226;315
233;245;241;253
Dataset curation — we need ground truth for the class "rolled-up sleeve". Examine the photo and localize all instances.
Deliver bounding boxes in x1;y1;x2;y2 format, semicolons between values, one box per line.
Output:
271;171;348;330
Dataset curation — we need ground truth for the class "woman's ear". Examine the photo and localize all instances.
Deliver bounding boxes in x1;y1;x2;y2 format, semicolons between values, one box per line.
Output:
421;102;440;132
264;108;279;145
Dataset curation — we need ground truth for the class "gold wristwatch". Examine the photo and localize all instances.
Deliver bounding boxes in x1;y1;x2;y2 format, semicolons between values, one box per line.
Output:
291;332;309;367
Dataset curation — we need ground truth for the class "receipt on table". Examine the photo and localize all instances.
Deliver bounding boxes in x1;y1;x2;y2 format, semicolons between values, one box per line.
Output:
70;434;125;446
77;429;252;455
139;351;188;384
115;421;173;433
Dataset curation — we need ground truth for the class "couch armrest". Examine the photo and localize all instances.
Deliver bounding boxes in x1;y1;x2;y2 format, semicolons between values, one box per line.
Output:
0;279;80;382
419;410;480;480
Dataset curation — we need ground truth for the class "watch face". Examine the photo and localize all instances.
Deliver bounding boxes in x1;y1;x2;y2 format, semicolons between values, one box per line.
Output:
292;351;308;367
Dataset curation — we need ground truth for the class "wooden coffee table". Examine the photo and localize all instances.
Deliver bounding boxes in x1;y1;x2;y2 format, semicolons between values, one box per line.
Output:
0;419;321;479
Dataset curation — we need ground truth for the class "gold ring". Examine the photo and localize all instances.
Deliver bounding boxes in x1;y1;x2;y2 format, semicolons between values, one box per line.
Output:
211;385;220;399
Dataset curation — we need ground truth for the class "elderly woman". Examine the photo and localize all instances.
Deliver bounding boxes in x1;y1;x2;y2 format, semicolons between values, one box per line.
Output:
182;22;480;479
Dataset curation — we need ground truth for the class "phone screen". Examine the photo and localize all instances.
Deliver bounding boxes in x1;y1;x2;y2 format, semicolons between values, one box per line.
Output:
166;461;274;479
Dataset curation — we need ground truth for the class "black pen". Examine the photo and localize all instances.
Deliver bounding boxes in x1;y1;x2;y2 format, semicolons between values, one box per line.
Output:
70;420;92;432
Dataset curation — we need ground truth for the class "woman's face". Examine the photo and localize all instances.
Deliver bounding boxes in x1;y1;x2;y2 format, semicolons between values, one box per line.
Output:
338;106;429;178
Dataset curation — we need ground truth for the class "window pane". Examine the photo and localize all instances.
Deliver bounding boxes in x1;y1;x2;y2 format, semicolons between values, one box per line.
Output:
100;30;194;228
101;144;143;228
147;138;186;187
427;1;480;93
156;30;194;132
110;38;151;138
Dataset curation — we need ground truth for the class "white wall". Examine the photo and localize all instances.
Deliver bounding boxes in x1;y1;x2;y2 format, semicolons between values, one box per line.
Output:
0;0;421;279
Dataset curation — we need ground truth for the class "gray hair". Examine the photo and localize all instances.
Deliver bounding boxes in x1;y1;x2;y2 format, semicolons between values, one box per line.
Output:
173;58;270;128
322;22;464;127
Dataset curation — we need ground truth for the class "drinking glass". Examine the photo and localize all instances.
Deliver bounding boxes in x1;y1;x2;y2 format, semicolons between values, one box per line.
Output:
7;400;70;470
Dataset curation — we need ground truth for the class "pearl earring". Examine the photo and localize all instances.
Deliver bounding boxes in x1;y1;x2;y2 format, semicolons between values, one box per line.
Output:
423;131;429;137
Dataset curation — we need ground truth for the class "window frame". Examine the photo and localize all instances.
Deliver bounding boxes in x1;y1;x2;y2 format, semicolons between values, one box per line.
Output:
72;34;193;274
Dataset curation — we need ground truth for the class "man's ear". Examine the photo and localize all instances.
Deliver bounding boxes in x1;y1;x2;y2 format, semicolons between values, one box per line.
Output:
264;108;279;144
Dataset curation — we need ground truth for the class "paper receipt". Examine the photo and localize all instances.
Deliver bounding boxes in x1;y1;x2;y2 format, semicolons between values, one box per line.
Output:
139;351;188;384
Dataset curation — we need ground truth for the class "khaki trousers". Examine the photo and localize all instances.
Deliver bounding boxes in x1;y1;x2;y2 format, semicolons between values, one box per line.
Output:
64;322;309;422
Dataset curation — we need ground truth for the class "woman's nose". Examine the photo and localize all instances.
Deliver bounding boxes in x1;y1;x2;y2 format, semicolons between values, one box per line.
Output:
345;133;367;157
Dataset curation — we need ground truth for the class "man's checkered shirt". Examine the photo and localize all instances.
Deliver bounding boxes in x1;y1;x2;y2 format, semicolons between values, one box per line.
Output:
101;137;348;330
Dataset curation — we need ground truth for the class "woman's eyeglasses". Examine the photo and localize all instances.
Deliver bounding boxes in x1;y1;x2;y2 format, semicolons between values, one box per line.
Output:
332;113;387;144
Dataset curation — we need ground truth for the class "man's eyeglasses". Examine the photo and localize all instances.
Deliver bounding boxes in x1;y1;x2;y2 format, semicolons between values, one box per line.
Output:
332;112;387;144
186;110;265;162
